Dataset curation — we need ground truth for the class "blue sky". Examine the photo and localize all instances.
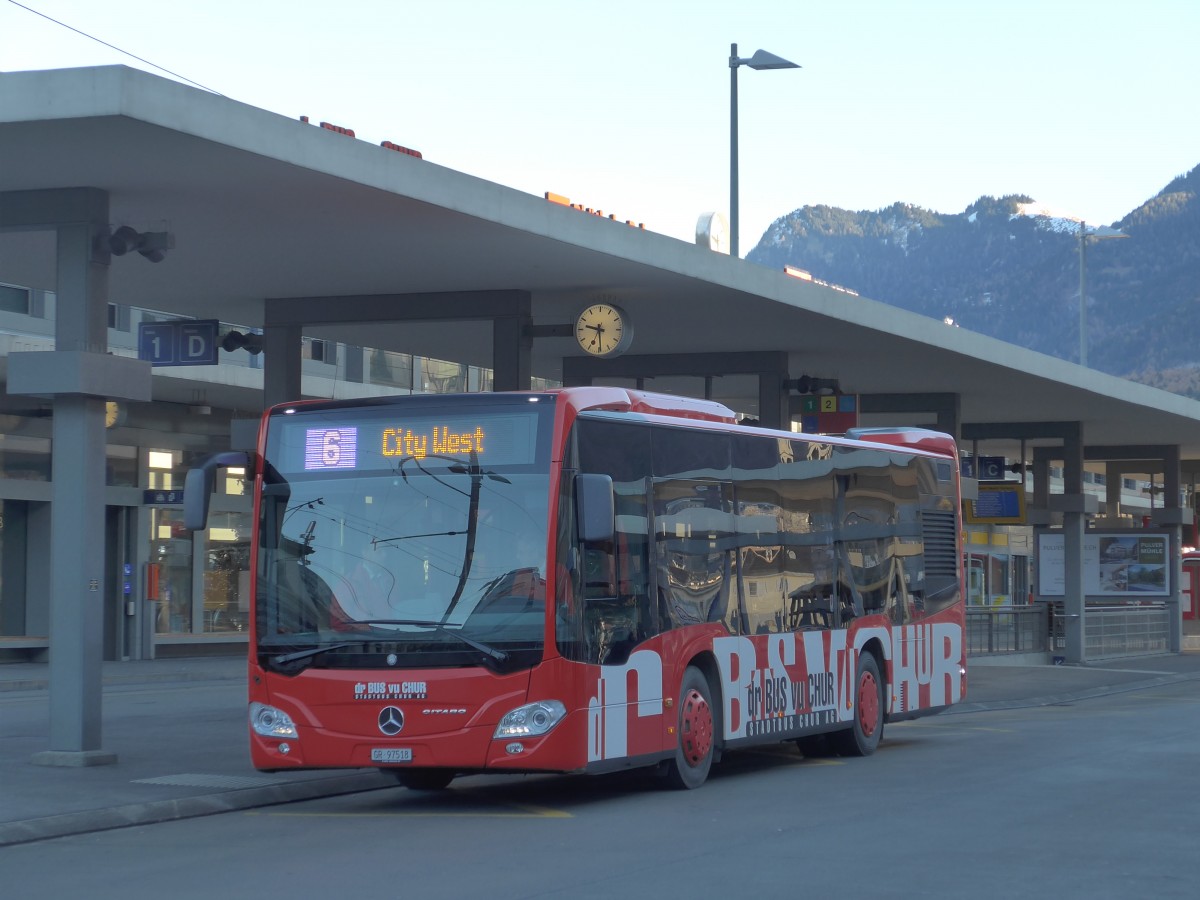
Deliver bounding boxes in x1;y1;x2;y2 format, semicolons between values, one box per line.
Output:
3;0;1196;253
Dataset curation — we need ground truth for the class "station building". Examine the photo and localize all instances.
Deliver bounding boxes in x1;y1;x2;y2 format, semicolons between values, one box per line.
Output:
2;63;1199;686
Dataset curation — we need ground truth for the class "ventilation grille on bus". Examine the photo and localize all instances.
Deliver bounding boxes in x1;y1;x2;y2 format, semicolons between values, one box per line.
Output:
922;509;958;577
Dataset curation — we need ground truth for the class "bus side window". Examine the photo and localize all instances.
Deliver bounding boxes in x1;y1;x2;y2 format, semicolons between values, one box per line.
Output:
573;416;654;665
583;547;616;598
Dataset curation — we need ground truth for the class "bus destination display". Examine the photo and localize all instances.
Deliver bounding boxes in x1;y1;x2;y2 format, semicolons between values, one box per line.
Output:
275;409;542;474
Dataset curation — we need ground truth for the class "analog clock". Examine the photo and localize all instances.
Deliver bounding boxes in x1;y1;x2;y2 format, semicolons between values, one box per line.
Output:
696;211;730;255
575;302;633;359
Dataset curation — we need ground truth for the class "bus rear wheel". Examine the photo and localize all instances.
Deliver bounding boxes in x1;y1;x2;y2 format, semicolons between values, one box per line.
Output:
391;768;455;791
663;666;716;790
830;651;883;757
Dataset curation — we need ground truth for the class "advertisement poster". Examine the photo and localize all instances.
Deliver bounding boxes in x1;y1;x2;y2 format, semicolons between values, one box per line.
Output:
1037;532;1169;597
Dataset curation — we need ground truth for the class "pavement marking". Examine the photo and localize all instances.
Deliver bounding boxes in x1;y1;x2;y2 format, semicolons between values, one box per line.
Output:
134;773;291;788
247;803;573;819
895;722;1014;733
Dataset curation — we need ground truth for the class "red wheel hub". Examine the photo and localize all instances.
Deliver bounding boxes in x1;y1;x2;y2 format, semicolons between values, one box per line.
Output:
857;670;880;737
679;688;714;766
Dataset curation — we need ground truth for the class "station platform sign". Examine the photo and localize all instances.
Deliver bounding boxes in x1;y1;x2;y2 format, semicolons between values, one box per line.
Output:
798;394;858;435
138;320;220;366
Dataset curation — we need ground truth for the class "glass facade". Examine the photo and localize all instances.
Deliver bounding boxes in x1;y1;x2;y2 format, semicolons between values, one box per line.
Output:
149;505;193;634
146;449;251;638
203;509;251;633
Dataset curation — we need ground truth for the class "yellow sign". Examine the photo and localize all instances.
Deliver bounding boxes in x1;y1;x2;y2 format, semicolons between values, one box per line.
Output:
381;425;486;460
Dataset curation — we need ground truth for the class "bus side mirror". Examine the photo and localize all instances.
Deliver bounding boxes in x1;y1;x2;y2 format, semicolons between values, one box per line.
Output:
575;473;615;544
183;450;251;531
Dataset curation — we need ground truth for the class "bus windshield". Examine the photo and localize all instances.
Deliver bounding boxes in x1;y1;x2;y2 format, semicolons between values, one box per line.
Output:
256;398;553;670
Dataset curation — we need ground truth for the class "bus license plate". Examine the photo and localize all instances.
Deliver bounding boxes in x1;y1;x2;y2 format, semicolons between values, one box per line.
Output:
370;748;413;763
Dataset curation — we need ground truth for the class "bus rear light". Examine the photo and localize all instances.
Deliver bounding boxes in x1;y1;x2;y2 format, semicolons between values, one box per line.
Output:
250;701;299;739
494;700;566;738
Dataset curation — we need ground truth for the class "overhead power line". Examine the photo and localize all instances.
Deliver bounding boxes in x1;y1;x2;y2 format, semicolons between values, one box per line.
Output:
6;0;224;96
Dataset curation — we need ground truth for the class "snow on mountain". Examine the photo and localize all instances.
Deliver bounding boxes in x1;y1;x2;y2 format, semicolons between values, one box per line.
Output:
1012;200;1083;233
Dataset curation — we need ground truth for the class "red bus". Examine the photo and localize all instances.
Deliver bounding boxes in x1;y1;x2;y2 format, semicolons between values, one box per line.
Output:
185;387;966;790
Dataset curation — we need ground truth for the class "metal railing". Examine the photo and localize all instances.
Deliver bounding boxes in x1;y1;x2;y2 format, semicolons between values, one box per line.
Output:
967;605;1048;655
1050;603;1171;660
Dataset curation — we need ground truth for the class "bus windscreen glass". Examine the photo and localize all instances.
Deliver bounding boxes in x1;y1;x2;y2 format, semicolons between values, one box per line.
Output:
257;400;553;669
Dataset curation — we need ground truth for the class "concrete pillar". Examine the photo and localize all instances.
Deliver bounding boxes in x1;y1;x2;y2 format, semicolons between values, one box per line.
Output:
493;308;532;391
4;189;151;765
1062;428;1086;663
1032;452;1051;511
262;321;303;408
1163;446;1183;653
44;394;109;759
1104;462;1123;519
758;370;788;430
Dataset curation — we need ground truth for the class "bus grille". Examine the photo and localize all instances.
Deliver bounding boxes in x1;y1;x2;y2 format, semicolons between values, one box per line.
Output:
922;509;958;577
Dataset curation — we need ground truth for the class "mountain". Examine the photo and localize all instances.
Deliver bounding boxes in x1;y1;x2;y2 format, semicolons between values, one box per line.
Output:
747;164;1200;397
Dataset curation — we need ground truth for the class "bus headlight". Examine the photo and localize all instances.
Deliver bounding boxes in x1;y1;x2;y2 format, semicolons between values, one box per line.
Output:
250;701;299;738
494;700;566;738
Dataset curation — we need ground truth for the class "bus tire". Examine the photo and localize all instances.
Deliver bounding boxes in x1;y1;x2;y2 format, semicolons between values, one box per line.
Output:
830;651;884;757
391;768;455;791
663;666;716;790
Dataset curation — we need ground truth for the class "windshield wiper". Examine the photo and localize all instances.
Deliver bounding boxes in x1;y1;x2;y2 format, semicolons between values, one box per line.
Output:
271;641;363;665
356;619;508;663
371;529;463;548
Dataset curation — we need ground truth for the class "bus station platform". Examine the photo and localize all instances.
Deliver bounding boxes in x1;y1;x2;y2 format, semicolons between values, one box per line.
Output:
2;651;1200;848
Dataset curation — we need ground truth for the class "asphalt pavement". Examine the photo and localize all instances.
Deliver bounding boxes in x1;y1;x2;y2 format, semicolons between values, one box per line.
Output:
2;650;1199;848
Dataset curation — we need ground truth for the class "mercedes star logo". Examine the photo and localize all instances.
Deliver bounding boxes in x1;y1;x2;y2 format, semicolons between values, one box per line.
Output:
377;706;405;736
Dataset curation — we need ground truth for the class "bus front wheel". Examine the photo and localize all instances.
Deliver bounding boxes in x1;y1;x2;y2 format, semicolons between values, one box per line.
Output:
830;651;883;757
663;666;716;790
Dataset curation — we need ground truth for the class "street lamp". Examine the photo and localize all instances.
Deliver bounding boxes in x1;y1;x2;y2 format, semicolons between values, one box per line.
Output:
1077;221;1128;367
730;43;799;258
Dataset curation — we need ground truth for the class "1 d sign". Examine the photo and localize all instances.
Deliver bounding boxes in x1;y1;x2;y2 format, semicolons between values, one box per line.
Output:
138;320;220;366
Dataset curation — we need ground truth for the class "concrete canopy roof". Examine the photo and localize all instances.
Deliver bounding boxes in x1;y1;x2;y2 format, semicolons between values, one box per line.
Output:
3;65;1200;469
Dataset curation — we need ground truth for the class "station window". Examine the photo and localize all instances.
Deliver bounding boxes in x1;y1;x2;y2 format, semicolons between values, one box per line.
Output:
0;433;51;481
149;504;191;633
146;449;180;490
203;511;250;633
303;338;335;364
224;466;247;496
0;283;31;314
107;303;132;332
368;348;414;390
106;445;137;487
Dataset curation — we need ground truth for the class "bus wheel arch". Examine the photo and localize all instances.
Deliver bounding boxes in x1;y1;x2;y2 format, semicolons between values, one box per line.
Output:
830;643;885;757
663;656;722;789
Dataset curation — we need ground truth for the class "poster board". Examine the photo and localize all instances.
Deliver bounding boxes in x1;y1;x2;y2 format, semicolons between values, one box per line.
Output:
1037;531;1170;597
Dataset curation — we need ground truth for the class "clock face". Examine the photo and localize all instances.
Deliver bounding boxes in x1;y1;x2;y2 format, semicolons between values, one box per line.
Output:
575;303;633;358
696;212;729;254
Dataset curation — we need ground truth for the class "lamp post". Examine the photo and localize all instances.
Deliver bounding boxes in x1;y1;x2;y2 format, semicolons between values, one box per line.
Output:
1077;220;1128;367
729;44;799;258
